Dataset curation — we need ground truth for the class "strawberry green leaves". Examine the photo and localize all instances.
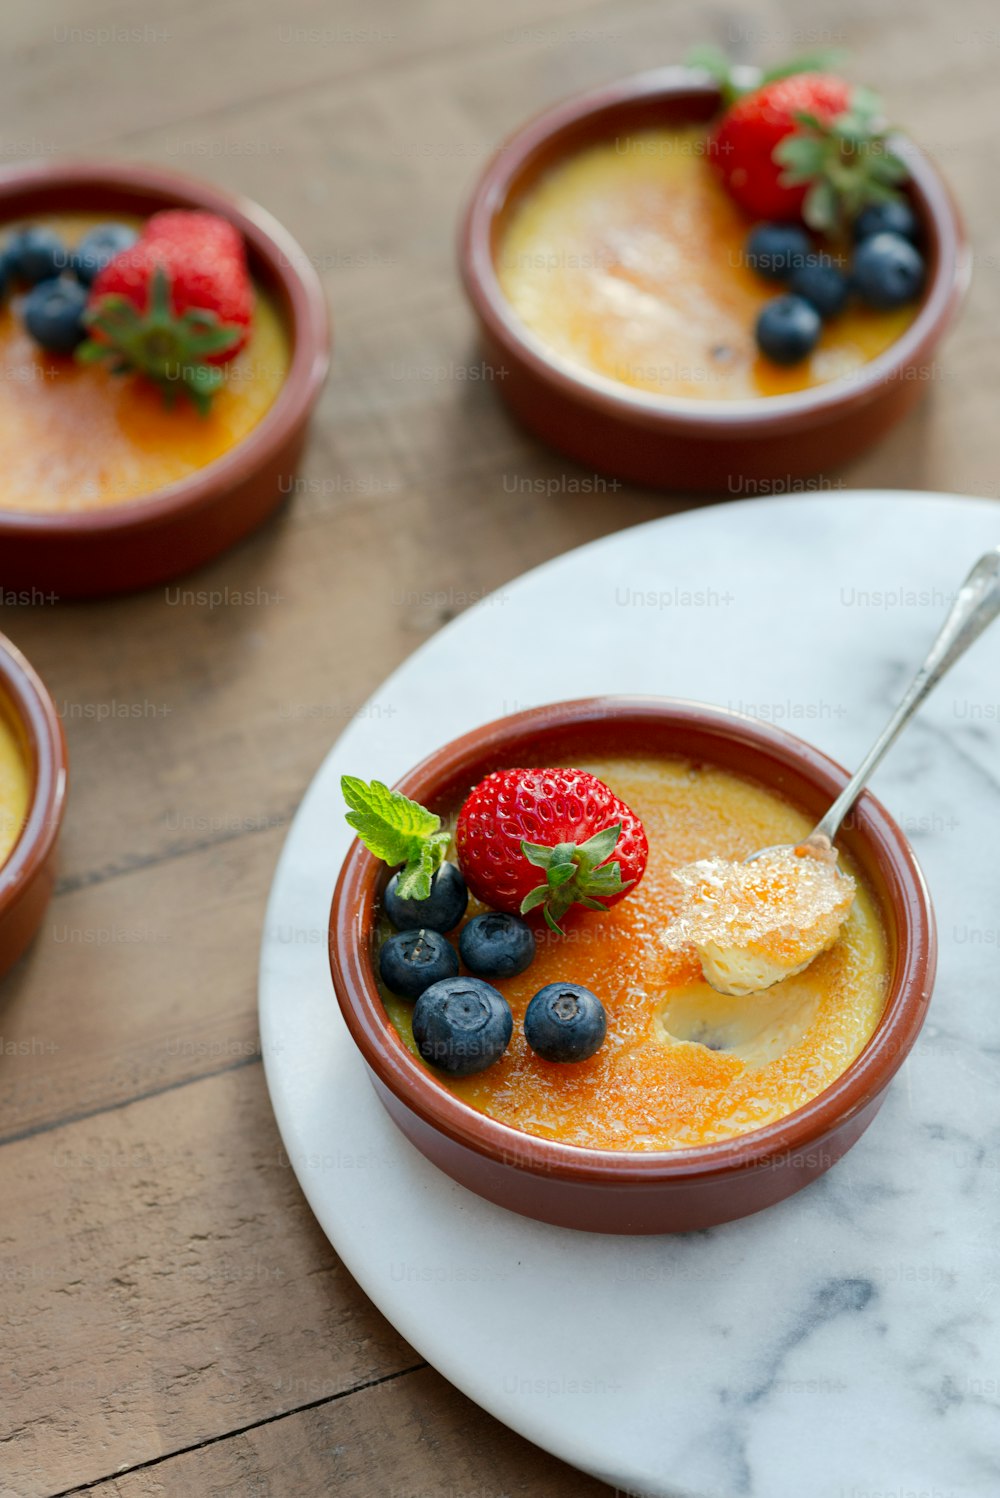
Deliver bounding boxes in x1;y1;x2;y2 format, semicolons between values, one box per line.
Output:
77;267;244;415
519;821;634;935
774;87;909;233
684;44;847;106
342;776;450;901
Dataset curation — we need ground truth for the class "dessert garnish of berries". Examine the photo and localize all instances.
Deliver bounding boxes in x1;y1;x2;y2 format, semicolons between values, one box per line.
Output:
77;211;253;412
1;211;253;412
341;767;649;1074
687;47;926;364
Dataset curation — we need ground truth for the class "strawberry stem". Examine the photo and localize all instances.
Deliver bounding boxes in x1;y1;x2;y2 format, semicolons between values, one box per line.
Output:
77;267;243;415
685;44;847;106
774;89;909;233
519;821;633;934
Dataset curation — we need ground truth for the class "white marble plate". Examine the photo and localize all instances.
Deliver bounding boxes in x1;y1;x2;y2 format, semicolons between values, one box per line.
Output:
260;492;1000;1497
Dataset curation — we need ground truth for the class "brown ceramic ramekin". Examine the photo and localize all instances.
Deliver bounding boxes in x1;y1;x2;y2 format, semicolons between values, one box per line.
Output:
0;633;67;981
0;159;330;597
459;67;970;491
329;697;936;1235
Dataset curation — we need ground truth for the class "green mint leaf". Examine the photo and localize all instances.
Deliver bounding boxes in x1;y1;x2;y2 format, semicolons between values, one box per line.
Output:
393;834;448;901
342;775;443;870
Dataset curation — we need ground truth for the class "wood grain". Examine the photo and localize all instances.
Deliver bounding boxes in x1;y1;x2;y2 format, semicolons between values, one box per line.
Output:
0;0;996;1491
80;1368;613;1498
0;1066;415;1497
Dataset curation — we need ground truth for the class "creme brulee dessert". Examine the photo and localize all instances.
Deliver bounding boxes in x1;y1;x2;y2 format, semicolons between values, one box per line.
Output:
0;705;30;871
497;126;919;401
374;756;889;1152
0;212;291;514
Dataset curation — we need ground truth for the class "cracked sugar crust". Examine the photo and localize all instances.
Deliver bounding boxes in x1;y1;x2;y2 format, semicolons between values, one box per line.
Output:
670;845;857;972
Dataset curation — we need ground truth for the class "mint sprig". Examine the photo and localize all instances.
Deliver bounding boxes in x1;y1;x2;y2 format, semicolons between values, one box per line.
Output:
342;776;450;901
519;821;633;935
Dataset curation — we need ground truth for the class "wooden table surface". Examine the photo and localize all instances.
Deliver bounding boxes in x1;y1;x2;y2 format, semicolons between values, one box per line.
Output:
0;0;995;1493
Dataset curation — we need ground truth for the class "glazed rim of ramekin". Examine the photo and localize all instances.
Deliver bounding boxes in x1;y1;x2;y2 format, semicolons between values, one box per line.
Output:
330;697;937;1185
0;632;67;908
0;158;330;538
460;66;971;430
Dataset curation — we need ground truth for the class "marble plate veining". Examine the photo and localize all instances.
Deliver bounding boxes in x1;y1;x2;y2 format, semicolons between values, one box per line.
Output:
260;492;1000;1498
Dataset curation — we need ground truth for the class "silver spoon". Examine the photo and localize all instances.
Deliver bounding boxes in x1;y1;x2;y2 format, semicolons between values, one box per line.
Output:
747;545;1000;868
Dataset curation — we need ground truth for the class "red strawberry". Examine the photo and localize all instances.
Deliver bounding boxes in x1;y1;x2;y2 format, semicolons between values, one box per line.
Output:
78;210;254;413
710;72;908;231
144;209;246;261
456;768;648;934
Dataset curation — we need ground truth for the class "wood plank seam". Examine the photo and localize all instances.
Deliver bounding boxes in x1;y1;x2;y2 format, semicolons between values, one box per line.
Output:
0;1052;261;1151
45;1362;428;1498
53;810;298;899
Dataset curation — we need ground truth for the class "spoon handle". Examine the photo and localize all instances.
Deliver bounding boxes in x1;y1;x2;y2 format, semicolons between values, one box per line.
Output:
814;546;1000;844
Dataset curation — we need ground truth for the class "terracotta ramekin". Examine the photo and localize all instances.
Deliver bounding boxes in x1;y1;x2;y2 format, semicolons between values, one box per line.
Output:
0;159;330;597
0;633;67;981
459;67;970;491
330;697;936;1235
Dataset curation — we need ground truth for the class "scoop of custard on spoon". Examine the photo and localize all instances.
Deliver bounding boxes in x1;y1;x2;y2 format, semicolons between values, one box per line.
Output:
673;546;1000;996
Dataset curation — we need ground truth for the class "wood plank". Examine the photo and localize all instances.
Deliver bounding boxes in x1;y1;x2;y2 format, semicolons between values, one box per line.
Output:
0;1065;415;1497
0;827;286;1139
0;0;637;155
77;1366;614;1498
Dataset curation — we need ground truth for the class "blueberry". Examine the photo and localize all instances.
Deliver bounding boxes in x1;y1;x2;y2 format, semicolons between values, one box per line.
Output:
379;928;458;1001
852;232;925;310
23;277;88;354
755;294;821;365
72;223;138;286
853;200;919;244
524;983;607;1063
459;912;535;978
5;226;70;285
412;977;513;1076
745;223;812;282
788;255;849;320
384;861;468;933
